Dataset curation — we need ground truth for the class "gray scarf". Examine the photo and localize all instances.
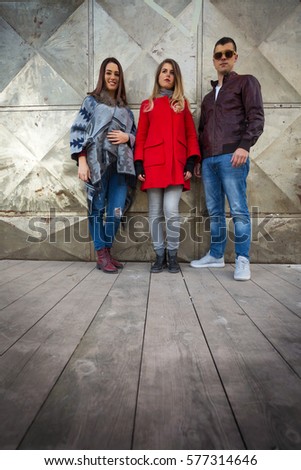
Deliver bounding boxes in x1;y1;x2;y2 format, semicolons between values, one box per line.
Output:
159;88;174;98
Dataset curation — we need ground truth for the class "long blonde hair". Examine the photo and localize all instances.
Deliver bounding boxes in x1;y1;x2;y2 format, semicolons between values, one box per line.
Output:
145;58;186;113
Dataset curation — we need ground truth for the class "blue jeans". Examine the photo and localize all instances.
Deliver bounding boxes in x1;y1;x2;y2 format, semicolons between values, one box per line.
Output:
88;169;128;251
202;153;250;259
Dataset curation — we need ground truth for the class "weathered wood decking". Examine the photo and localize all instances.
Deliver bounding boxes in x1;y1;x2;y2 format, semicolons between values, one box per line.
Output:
0;260;300;450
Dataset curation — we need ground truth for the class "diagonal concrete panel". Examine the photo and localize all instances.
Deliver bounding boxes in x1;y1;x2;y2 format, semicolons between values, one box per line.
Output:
93;2;142;88
149;2;199;103
249;160;300;214
39;1;89;98
0;54;82;106
2;165;85;213
41;131;87;210
97;0;171;50
0;110;75;161
259;4;301;97
0;124;38;203
0;17;34;92
210;0;299;45
0;0;85;48
252;114;301;211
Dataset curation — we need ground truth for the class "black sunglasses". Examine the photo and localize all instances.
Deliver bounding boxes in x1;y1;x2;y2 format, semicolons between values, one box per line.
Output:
213;50;237;60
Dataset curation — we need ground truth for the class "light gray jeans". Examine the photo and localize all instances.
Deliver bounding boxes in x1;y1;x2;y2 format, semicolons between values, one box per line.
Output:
147;186;183;254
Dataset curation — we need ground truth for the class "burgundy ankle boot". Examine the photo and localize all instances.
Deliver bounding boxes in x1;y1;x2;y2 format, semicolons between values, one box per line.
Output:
96;248;118;273
107;248;123;269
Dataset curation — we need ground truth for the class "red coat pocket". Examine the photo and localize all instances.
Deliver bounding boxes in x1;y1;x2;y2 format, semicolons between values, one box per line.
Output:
144;138;165;167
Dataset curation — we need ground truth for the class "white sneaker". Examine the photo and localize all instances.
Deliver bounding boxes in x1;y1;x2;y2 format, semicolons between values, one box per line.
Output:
190;251;225;268
234;256;251;281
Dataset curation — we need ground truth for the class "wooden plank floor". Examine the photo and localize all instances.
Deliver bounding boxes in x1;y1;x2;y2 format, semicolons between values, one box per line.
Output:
0;260;300;450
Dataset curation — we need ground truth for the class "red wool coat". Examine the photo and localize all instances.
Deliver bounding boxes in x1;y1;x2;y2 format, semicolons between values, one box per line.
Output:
134;96;201;191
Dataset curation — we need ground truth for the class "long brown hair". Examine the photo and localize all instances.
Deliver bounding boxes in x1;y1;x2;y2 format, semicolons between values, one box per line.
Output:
145;58;186;112
88;57;128;105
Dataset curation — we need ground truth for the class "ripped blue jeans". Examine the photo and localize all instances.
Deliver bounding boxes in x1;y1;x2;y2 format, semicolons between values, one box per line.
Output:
88;169;127;251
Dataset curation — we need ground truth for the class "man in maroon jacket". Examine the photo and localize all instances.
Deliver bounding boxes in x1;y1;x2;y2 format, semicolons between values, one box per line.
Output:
191;37;264;280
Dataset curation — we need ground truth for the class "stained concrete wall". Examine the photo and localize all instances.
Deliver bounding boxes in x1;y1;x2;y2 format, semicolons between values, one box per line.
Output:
0;0;300;263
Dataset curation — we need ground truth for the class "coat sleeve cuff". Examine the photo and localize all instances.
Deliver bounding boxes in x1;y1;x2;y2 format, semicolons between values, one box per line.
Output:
184;155;198;173
239;139;251;152
134;160;145;176
71;150;87;165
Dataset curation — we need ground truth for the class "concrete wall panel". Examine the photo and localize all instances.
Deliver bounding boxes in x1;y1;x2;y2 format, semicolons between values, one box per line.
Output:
0;0;300;263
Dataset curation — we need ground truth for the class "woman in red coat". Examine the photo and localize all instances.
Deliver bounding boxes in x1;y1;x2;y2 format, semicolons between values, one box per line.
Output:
134;58;201;273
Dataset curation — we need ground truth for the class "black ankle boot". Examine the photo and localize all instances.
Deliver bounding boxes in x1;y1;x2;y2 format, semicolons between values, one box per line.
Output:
150;252;167;273
167;250;180;273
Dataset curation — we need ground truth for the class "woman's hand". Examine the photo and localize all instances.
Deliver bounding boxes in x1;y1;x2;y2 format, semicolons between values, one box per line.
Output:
184;171;192;181
107;130;129;145
78;156;90;182
135;160;145;182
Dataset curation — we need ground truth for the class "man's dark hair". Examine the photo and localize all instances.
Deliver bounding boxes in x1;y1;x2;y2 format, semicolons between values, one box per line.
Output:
214;37;237;52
